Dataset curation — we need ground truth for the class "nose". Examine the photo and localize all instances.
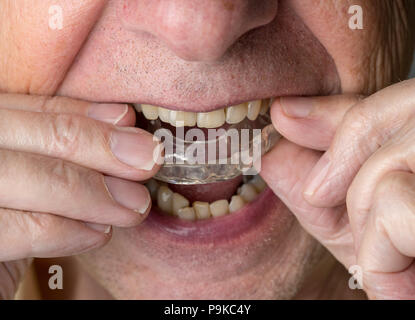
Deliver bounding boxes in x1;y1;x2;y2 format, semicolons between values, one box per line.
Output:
120;0;278;61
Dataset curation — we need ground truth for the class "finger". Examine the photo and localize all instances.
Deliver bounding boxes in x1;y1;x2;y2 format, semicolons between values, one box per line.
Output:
356;172;415;299
358;172;415;272
260;139;354;267
0;208;111;261
346;119;415;250
302;78;415;207
0;260;32;300
271;94;362;151
0;107;163;181
0;94;136;126
0;150;151;227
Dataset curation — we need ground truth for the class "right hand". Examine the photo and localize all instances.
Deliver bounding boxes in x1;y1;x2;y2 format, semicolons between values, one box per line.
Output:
0;93;162;299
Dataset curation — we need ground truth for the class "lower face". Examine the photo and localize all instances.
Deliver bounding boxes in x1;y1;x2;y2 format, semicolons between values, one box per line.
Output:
71;0;339;299
81;189;325;299
3;0;410;299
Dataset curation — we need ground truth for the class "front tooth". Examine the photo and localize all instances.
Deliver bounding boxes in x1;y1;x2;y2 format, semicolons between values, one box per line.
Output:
172;192;190;215
169;111;185;127
141;104;158;120
158;107;171;123
145;179;159;201
209;199;229;217
229;195;245;213
247;100;261;120
157;185;173;214
193;201;211;219
170;111;196;127
250;175;266;192
225;103;247;124
259;99;270;115
177;207;196;221
197;109;225;128
238;183;258;202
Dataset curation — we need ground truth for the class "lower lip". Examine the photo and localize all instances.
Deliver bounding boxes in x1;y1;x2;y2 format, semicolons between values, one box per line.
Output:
143;188;284;243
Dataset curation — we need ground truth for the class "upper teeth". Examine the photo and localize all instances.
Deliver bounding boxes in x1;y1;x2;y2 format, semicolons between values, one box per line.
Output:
135;99;271;128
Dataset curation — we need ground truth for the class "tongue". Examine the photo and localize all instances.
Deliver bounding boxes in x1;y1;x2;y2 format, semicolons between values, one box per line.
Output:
169;176;243;203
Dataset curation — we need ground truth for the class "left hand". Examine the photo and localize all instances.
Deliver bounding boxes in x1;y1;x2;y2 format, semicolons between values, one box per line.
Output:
261;78;415;299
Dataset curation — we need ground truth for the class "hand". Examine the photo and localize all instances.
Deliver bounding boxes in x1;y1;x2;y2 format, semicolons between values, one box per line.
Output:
0;94;162;299
261;78;415;299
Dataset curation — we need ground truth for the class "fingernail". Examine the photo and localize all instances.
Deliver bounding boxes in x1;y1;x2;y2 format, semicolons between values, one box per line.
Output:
281;97;314;118
104;176;151;214
304;153;331;197
88;103;129;125
86;223;112;234
110;127;162;171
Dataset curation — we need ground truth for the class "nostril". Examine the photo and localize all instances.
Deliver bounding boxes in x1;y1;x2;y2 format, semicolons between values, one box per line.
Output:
120;0;278;62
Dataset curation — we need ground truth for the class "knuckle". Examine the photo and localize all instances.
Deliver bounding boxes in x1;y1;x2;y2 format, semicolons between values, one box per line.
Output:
24;212;56;239
375;172;405;199
342;102;372;137
47;159;83;194
46;158;102;196
36;95;55;113
48;113;83;157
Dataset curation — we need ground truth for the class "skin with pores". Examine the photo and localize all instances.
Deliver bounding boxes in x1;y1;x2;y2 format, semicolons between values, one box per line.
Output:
0;0;414;299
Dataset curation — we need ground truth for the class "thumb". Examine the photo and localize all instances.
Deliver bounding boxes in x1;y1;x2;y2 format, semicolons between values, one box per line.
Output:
260;138;354;267
271;94;363;151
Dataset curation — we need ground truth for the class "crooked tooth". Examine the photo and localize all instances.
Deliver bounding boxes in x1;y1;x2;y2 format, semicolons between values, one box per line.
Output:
145;179;159;201
225;103;247;124
229;195;245;213
250;175;266;192
170;110;196;127
177;207;196;221
259;99;270;115
197;109;225;128
141;104;158;120
238;183;258;202
247;100;261;121
158;107;171;123
157;185;173;214
172;192;190;216
193;201;211;220
209;199;229;217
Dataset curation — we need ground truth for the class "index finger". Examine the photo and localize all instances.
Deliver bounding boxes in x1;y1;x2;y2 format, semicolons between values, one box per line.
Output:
0;93;136;126
303;79;415;207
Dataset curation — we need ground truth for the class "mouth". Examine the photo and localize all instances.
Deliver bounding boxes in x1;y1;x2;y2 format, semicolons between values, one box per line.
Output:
133;98;276;239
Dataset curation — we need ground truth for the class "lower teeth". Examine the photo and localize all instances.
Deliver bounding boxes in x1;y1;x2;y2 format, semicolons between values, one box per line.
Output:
145;175;267;221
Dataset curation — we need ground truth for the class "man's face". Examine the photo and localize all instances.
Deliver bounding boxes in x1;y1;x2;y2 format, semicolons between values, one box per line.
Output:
1;0;413;299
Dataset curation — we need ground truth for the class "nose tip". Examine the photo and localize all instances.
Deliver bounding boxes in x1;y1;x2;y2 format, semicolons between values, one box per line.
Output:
121;0;278;61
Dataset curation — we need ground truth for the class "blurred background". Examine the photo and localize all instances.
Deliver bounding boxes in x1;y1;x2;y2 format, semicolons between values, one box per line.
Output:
410;53;415;78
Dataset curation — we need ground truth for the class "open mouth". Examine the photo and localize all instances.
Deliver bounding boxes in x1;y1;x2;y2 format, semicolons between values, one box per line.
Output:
133;99;273;224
